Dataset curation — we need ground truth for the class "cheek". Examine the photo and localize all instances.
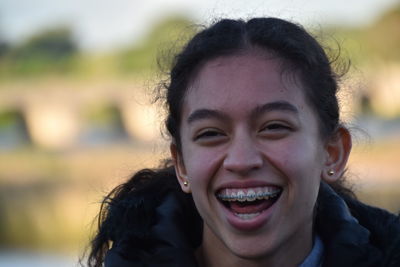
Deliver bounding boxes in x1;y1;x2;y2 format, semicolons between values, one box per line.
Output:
266;140;322;219
266;137;324;183
280;139;323;209
182;144;225;186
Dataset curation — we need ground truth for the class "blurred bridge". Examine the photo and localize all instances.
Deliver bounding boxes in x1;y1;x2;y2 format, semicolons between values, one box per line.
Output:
0;81;162;149
1;63;400;150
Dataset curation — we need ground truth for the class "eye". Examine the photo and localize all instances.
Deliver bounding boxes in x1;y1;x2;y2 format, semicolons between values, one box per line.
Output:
263;123;291;131
195;129;223;140
193;128;226;144
259;122;293;138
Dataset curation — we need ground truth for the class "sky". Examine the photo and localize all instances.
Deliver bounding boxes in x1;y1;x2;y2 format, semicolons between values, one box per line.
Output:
0;0;398;51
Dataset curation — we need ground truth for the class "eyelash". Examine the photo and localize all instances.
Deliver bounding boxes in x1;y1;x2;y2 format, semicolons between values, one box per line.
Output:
194;129;224;141
193;122;292;142
261;122;291;131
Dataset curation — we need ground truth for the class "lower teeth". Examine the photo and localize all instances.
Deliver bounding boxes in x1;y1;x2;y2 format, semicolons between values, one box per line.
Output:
234;212;260;220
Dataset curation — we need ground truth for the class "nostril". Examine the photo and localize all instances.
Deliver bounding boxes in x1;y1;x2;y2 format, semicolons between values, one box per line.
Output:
223;133;263;174
223;149;263;174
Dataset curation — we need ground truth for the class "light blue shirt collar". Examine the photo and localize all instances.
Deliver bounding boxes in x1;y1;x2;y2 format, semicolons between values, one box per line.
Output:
299;235;324;267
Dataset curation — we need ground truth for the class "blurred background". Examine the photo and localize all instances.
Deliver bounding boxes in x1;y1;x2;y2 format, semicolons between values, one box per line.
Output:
0;0;399;266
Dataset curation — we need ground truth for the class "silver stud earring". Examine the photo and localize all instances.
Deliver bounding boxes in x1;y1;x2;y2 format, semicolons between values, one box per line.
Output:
328;170;335;176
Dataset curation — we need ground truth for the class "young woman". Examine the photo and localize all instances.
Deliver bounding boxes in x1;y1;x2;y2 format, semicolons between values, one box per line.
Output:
87;18;400;267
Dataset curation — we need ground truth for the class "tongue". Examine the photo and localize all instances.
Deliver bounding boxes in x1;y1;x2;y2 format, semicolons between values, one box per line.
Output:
229;199;275;214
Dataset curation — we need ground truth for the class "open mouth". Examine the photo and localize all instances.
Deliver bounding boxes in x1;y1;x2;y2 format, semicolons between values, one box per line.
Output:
216;186;282;220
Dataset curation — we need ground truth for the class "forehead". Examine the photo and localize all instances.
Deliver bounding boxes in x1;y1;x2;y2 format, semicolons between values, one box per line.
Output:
185;54;309;114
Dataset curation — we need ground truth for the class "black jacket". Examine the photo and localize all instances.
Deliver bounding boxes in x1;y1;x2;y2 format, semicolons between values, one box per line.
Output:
104;182;400;267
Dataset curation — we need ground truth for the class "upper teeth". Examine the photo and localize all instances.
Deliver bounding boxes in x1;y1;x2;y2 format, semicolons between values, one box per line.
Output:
217;187;281;202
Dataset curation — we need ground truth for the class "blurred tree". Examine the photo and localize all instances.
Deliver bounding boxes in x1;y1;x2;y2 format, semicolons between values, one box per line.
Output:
0;23;9;58
117;16;195;75
325;3;400;65
365;5;400;61
0;26;78;77
0;40;9;58
13;27;76;60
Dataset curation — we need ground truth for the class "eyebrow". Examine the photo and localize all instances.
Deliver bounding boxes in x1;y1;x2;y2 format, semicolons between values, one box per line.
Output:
251;101;299;118
187;109;228;124
187;101;299;124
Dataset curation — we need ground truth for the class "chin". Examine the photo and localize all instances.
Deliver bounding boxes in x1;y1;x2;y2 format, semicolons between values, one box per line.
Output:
225;233;280;260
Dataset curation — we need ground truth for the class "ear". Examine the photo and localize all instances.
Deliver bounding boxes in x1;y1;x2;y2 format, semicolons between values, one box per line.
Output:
321;127;352;183
170;142;191;193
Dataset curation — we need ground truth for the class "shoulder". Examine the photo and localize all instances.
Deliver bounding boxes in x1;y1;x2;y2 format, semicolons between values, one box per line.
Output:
316;182;400;267
345;197;400;267
103;168;202;266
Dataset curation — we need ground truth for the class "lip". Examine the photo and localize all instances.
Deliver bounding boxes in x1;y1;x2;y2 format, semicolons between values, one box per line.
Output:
216;186;282;232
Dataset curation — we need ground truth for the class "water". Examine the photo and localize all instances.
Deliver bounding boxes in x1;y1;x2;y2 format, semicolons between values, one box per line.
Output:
0;251;77;267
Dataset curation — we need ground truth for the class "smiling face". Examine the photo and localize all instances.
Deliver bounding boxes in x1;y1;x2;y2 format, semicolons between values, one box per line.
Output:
171;53;333;266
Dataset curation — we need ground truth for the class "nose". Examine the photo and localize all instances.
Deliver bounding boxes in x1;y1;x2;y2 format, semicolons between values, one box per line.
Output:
223;133;263;175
